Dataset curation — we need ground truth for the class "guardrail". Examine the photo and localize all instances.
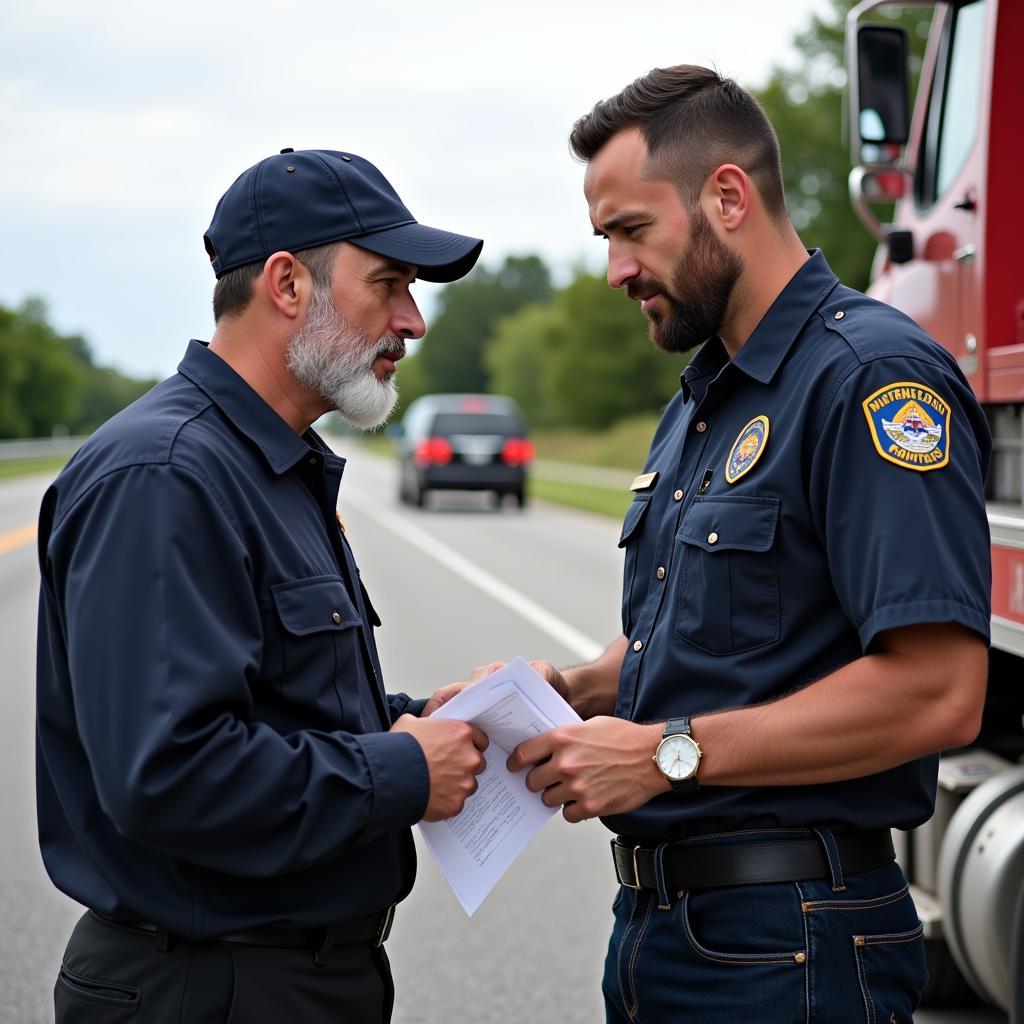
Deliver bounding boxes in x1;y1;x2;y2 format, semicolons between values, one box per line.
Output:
0;436;87;462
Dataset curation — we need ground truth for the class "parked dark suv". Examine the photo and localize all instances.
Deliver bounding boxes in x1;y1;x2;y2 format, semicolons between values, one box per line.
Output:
396;394;533;508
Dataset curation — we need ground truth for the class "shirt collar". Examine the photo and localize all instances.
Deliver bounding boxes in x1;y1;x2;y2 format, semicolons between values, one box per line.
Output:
680;250;840;402
731;249;840;384
177;339;328;475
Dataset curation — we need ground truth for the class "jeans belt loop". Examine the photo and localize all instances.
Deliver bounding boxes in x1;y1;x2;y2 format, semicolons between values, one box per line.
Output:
153;928;172;954
813;827;846;893
652;843;673;910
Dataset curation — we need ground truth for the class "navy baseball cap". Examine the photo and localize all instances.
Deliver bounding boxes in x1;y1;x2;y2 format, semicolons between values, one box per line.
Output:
204;148;483;283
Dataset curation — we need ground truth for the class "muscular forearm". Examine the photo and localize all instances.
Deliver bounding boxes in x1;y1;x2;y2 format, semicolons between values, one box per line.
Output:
564;635;627;719
692;624;987;787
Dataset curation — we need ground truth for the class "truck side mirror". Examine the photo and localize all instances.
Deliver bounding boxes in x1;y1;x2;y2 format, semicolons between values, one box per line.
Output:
855;25;911;152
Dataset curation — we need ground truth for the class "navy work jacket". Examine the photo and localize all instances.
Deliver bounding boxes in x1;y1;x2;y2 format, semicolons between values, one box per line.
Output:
36;340;429;938
608;252;992;841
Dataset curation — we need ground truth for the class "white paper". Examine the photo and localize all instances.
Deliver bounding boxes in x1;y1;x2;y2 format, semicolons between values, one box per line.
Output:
418;657;581;915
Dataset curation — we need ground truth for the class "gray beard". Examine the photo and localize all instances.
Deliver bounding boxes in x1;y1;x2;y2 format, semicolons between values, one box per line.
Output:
285;287;403;431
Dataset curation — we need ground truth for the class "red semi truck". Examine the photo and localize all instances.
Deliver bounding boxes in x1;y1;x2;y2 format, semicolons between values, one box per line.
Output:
846;0;1024;1012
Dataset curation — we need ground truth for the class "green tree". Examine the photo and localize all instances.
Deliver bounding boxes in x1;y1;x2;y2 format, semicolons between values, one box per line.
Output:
487;270;686;430
486;303;565;427
417;255;552;394
754;0;932;290
0;298;156;439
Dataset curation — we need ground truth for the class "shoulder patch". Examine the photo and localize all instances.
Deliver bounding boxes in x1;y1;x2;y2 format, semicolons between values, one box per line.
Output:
725;415;769;484
861;381;950;471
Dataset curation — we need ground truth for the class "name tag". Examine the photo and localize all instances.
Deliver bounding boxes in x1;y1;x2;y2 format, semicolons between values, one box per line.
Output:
629;471;659;492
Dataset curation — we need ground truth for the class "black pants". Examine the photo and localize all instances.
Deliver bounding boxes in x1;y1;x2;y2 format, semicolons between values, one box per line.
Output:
55;911;395;1024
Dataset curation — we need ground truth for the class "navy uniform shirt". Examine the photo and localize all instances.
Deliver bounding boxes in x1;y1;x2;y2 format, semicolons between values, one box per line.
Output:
36;340;430;938
608;252;991;841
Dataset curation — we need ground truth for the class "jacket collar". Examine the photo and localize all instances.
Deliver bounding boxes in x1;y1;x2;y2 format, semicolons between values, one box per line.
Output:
178;339;328;475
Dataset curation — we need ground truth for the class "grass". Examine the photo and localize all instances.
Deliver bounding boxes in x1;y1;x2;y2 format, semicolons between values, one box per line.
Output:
0;456;69;480
532;414;659;471
529;477;632;520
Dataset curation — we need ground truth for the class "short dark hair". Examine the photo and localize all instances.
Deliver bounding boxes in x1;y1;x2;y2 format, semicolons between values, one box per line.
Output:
211;241;342;322
570;65;787;219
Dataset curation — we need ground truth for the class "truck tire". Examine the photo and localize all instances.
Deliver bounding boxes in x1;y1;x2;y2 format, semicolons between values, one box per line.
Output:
937;765;1024;1011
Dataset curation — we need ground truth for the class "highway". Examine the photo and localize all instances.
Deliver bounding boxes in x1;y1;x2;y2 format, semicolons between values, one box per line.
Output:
0;451;1006;1023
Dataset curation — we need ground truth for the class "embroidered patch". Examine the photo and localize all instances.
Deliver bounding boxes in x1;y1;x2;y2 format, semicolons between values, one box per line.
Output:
725;415;770;484
861;381;950;472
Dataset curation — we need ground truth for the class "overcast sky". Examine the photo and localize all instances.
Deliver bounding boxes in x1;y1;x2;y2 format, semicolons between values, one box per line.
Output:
2;0;830;381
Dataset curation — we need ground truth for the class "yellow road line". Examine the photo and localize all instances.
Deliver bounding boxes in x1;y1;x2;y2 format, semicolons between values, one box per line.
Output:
0;521;38;556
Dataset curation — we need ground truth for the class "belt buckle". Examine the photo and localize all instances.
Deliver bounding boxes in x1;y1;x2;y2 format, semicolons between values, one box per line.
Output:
611;840;643;891
375;904;395;947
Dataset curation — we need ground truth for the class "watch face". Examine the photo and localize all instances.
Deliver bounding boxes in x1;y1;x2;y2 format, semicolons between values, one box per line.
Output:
656;734;700;781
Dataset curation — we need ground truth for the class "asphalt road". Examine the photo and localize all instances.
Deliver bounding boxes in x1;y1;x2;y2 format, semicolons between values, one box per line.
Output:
0;451;1008;1023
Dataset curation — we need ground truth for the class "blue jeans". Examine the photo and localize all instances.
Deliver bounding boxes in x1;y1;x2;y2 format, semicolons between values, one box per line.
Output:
602;831;927;1024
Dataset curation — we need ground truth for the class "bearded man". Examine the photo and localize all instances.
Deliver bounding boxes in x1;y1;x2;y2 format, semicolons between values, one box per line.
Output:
36;149;488;1024
495;66;991;1022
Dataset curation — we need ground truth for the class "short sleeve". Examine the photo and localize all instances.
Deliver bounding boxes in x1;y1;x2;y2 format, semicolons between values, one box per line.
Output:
809;356;992;650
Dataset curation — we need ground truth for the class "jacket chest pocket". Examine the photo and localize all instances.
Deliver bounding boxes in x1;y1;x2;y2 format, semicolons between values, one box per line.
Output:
267;576;363;726
618;496;652;635
674;496;780;655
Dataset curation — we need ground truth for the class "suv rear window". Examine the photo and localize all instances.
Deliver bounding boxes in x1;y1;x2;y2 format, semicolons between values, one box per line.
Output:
430;413;523;435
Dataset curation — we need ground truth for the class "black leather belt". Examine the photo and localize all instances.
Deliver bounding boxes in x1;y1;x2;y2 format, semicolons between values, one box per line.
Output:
611;829;895;892
91;905;395;950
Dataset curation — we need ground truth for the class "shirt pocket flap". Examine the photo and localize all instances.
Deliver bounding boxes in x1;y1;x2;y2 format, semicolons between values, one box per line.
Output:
271;577;361;635
618;496;652;548
677;496;780;554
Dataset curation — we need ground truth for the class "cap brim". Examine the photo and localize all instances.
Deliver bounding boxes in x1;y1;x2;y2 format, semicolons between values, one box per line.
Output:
352;222;483;283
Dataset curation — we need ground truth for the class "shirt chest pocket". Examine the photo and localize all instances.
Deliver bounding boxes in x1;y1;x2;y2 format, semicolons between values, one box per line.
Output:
267;576;363;727
674;496;781;656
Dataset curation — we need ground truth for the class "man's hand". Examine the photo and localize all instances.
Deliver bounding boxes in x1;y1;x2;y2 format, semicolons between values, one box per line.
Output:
391;716;489;821
507;717;668;823
422;659;569;717
422;661;506;717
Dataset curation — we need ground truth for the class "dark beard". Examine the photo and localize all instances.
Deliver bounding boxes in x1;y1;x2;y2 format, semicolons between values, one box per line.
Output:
652;208;742;355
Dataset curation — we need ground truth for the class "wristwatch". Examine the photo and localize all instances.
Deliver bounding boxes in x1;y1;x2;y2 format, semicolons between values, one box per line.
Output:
653;717;702;794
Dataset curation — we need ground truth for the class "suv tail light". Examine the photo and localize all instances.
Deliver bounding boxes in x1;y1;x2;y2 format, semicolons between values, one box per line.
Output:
414;437;453;467
501;438;534;467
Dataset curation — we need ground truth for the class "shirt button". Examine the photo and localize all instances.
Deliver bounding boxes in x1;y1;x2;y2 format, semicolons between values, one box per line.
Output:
695;421;707;432
834;310;845;320
656;567;666;580
308;456;318;466
632;639;643;652
673;489;684;501
707;532;719;545
331;611;342;624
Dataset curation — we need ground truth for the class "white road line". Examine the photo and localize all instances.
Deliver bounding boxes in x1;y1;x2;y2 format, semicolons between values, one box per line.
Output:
342;485;605;662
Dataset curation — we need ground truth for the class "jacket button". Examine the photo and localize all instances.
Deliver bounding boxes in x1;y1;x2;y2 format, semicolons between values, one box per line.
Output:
331;611;342;624
695;421;707;432
632;640;643;652
656;567;666;580
707;532;719;545
673;489;684;501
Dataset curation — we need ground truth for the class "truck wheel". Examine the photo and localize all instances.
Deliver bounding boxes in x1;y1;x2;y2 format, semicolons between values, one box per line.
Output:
937;765;1024;1011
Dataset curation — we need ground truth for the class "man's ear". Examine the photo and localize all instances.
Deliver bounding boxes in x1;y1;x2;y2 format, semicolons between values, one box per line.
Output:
260;251;308;320
706;164;751;232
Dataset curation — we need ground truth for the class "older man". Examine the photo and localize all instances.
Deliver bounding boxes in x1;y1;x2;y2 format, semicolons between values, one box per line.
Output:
37;148;487;1024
